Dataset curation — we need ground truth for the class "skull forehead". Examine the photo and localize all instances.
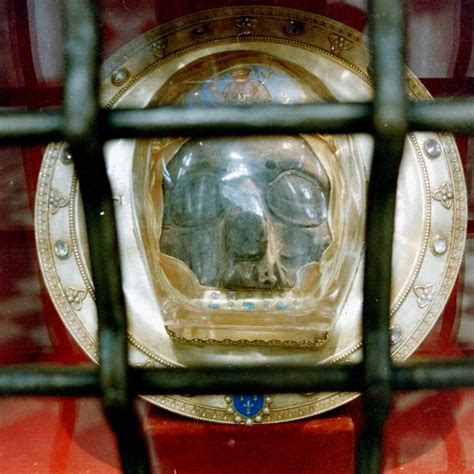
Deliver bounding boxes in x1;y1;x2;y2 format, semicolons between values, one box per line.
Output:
165;136;328;186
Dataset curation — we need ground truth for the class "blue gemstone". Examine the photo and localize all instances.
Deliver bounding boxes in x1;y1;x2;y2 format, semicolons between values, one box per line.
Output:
208;303;220;310
232;395;265;418
276;302;288;310
242;302;255;310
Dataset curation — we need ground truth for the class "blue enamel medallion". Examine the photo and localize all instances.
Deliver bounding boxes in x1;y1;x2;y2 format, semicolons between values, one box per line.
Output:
232;395;265;418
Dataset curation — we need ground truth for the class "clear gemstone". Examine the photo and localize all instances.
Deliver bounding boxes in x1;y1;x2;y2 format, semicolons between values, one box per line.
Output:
424;138;442;158
54;240;70;259
390;326;402;344
60;149;73;165
111;68;130;86
433;236;448;255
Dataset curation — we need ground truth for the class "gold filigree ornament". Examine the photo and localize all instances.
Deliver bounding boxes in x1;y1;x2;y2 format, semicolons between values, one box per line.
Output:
35;7;467;424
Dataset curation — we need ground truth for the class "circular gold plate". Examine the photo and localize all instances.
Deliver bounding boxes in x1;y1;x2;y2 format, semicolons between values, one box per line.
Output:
35;7;467;424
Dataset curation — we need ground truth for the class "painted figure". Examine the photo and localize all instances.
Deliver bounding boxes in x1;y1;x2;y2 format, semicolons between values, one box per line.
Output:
210;67;272;105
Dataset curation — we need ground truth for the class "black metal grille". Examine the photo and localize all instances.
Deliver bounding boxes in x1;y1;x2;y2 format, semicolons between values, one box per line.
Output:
1;1;473;473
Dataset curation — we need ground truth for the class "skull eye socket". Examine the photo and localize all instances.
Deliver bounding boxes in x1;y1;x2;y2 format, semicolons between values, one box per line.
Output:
171;172;222;227
266;171;328;227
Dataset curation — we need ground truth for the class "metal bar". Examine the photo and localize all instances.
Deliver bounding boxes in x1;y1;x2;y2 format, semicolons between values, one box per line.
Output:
357;1;407;473
394;361;474;390
0;365;359;396
409;99;474;133
134;366;361;394
63;2;150;473
106;101;474;136
1;99;474;145
134;361;474;392
0;110;63;144
3;361;474;396
0;366;99;396
104;103;371;136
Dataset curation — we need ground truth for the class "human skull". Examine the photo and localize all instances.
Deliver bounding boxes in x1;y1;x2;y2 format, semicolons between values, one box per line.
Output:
159;135;332;290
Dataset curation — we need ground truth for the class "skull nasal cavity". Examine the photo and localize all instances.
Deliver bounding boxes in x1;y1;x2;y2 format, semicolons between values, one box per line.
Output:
225;211;267;261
